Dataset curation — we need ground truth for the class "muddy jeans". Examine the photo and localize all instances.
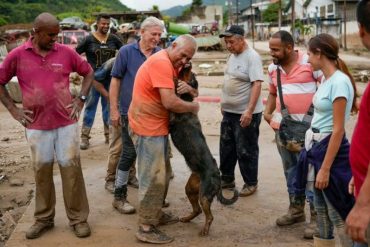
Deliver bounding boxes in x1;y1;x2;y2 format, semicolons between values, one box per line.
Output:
26;123;89;226
130;129;171;226
82;86;109;128
106;124;137;183
314;188;354;247
219;112;262;186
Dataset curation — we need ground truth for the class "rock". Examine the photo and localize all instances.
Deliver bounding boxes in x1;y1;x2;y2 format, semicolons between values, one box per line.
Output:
1;137;9;142
9;178;24;187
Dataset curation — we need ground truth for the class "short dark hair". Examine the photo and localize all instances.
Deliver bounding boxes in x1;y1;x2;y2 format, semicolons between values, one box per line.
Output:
96;14;110;23
271;30;294;48
357;0;370;33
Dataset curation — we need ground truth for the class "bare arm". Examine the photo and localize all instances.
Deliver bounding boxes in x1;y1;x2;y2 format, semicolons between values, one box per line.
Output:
0;85;33;126
159;88;199;114
177;81;199;98
109;77;121;127
315;97;347;189
346;165;370;243
67;70;94;120
240;80;262;127
93;80;109;100
263;92;277;124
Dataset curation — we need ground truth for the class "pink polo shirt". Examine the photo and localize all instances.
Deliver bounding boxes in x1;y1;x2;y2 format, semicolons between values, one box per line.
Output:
0;39;92;130
267;51;321;130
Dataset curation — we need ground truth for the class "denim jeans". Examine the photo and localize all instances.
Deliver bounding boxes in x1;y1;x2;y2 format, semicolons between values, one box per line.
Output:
219;112;262;186
129;131;172;226
82;85;109;128
314;188;355;247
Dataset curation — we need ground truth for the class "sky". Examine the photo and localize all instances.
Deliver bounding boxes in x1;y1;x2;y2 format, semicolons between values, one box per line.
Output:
120;0;192;11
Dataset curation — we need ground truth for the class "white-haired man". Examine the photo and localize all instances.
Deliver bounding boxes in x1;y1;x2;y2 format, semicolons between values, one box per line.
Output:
128;34;199;244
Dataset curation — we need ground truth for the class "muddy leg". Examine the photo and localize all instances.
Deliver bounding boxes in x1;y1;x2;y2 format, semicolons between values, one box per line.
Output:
180;173;202;222
199;196;213;236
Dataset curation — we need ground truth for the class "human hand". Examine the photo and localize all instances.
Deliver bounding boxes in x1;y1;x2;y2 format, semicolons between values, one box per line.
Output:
177;81;192;95
192;102;200;115
110;108;121;127
348;177;355;195
10;107;34;127
315;168;330;189
346;204;370;243
240;110;252;128
66;97;84;120
263;112;272;124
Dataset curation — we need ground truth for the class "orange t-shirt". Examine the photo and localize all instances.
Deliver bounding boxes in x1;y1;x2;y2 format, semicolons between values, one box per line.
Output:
128;50;176;136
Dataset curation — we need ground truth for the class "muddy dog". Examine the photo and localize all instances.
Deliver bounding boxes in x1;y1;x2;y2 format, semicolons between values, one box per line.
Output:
169;63;238;236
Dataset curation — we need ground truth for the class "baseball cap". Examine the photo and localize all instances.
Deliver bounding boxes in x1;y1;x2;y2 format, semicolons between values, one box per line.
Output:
219;25;245;38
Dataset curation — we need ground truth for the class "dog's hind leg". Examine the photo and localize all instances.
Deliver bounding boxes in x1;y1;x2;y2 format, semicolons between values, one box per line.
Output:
180;173;202;223
199;196;213;236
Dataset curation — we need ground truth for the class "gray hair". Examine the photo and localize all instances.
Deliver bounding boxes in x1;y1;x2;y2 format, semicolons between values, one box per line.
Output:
173;34;198;51
140;16;164;31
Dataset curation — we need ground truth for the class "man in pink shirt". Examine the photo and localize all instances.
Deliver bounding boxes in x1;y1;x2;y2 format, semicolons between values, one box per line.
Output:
0;13;93;239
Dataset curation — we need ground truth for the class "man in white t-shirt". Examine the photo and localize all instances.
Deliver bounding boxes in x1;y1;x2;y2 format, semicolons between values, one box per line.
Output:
218;25;264;197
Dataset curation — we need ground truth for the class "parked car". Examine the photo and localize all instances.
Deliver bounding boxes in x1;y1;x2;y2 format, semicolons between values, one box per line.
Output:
57;30;89;49
60;16;88;30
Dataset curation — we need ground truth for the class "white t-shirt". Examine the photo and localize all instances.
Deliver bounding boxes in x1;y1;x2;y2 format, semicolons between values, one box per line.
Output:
221;47;264;114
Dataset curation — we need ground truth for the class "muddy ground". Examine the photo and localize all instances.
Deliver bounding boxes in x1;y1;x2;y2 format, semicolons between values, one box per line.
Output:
0;48;368;247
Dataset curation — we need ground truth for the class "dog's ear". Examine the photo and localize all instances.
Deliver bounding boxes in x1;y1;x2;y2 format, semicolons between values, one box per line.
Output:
174;78;179;95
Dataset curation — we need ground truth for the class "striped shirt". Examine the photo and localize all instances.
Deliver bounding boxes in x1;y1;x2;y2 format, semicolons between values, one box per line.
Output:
268;51;321;130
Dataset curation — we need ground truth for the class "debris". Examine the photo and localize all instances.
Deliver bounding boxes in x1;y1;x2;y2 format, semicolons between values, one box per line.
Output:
1;137;9;142
198;63;213;69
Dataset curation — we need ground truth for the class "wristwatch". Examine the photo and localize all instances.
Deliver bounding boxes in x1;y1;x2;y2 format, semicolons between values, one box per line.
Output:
79;95;87;102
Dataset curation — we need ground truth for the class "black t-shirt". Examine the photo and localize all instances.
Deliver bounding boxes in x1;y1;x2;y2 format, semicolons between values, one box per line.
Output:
76;33;123;71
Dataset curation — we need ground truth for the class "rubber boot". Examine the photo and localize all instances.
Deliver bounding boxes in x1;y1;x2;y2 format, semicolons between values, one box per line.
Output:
112;185;135;214
276;195;306;226
303;202;318;239
80;126;91;150
313;236;335;247
104;124;109;144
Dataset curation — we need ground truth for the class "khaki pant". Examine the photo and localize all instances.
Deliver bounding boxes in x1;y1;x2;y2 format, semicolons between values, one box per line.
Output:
26;123;89;226
106;125;136;182
130;131;171;226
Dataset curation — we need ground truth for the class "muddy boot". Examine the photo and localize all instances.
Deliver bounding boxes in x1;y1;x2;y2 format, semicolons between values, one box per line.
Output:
104;124;109;144
276;195;306;226
303;203;318;239
128;165;139;188
112;185;135;214
80;126;91;150
313;236;335;247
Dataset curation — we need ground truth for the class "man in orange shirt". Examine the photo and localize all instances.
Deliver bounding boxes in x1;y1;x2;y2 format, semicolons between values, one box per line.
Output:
128;34;199;244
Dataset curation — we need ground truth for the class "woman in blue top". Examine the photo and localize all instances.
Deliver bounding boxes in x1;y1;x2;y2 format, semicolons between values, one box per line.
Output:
306;33;359;247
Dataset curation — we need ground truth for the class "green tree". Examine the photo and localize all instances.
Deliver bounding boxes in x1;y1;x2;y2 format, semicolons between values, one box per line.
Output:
262;2;279;23
152;5;159;11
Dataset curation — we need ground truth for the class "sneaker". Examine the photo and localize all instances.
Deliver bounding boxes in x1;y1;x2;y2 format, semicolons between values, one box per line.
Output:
72;222;91;238
239;184;257;197
105;181;115;194
158;211;179;226
221;180;235;189
136;225;174;244
162;199;170;208
112;198;136;214
128;176;139;189
25;221;54;239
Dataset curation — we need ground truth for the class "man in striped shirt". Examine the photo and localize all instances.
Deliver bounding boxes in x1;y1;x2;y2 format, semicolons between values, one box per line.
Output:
264;30;320;239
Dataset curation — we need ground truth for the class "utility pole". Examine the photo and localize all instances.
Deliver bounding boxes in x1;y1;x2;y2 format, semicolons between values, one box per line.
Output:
291;0;295;42
228;0;233;25
236;0;239;25
278;0;281;30
251;0;255;48
343;0;347;51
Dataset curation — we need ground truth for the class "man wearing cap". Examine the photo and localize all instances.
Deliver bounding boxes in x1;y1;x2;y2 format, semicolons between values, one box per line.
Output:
218;25;264;197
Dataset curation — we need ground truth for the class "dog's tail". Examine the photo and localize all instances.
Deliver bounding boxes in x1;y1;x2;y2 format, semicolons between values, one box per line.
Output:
217;189;239;205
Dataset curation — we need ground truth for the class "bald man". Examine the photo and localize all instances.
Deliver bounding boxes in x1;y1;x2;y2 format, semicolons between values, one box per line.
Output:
0;13;93;239
129;34;199;244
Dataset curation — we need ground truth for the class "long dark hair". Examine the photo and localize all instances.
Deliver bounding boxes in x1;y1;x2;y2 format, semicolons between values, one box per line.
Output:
308;33;358;113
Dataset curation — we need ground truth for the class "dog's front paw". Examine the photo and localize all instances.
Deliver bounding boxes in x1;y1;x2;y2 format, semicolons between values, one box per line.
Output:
199;228;209;236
